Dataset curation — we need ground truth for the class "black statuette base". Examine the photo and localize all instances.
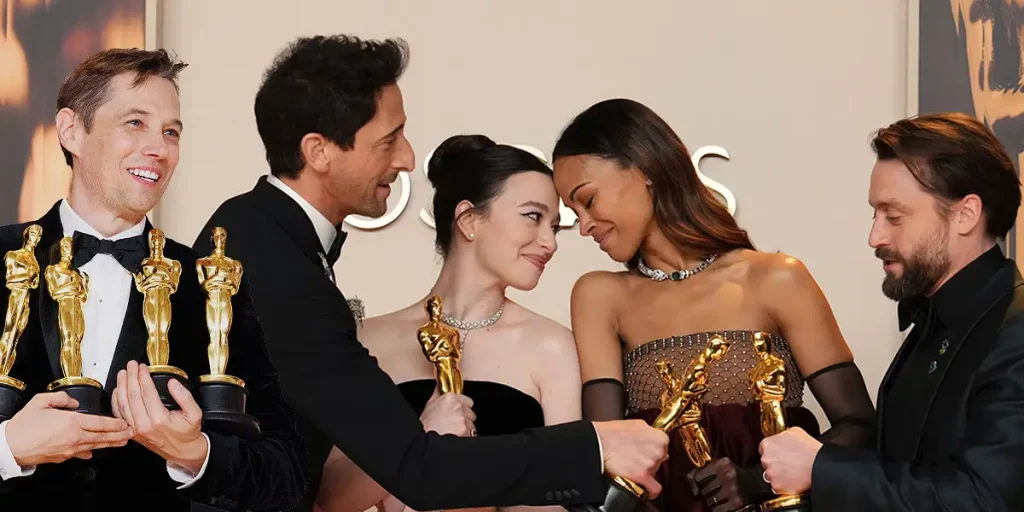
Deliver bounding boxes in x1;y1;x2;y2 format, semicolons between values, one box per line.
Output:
197;382;261;441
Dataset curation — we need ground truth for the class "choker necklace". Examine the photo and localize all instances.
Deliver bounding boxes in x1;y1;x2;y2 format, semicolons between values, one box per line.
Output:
638;253;719;282
441;298;506;342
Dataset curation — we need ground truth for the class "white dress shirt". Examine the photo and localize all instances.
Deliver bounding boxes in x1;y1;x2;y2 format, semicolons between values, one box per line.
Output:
0;199;210;486
266;174;607;471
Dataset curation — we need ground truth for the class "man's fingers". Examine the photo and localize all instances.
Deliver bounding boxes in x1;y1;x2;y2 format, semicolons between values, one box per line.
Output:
116;370;136;428
137;364;169;422
77;413;130;433
126;362;152;432
73;451;93;460
453;393;474;408
637;474;662;499
41;391;78;410
167;378;202;424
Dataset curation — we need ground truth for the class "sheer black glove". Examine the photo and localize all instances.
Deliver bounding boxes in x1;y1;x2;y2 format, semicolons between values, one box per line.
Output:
581;378;627;421
687;458;770;512
806;361;877;447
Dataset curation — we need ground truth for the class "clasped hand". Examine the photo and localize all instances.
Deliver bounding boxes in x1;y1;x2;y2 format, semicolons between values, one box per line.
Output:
111;361;208;474
420;387;476;436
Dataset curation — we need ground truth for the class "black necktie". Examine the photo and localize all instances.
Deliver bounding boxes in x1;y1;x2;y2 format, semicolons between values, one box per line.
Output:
72;231;148;272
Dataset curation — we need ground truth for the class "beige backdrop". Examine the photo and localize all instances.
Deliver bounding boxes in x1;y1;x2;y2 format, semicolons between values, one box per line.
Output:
156;0;910;425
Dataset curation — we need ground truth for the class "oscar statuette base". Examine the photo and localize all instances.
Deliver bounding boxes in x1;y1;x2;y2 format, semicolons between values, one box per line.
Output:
196;374;260;441
566;474;651;512
47;376;109;416
759;493;811;512
0;375;26;422
149;365;189;411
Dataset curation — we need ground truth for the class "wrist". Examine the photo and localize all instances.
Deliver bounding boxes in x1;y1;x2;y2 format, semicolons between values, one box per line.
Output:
169;434;208;474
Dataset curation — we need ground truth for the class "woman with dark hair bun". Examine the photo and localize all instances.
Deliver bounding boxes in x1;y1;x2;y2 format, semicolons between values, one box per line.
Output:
552;98;877;512
316;134;578;512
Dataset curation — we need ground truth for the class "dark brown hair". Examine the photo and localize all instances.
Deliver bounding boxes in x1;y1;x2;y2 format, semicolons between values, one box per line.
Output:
56;48;188;167
871;112;1021;239
552;98;755;269
254;35;409;179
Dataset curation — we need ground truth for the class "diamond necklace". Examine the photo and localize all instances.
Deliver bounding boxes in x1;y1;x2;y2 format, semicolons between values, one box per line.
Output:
441;297;505;341
637;253;719;281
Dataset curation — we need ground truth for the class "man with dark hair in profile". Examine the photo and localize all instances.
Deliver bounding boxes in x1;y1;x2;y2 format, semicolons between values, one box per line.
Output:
194;34;670;512
758;112;1024;510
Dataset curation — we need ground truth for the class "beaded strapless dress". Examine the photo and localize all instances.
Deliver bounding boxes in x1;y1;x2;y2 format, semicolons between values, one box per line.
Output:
623;330;820;512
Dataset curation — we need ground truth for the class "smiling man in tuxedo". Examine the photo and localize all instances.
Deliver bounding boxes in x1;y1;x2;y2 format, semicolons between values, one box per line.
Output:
0;48;308;511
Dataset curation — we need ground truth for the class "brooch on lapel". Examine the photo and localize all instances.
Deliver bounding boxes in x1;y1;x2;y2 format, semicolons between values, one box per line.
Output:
347;296;365;327
928;339;950;374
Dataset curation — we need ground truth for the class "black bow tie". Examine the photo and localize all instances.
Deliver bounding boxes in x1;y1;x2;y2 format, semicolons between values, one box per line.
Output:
71;231;148;272
324;230;347;267
897;295;934;332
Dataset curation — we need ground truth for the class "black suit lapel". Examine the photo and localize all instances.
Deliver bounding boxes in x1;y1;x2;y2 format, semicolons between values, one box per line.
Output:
876;325;916;450
102;221;154;392
32;202;66;382
904;262;1019;455
249;176;343;283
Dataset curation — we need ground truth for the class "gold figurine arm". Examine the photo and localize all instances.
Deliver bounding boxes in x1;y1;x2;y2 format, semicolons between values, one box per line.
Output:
608;336;732;499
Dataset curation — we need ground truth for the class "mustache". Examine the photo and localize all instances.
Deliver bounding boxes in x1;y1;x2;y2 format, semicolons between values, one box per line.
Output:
875;247;902;262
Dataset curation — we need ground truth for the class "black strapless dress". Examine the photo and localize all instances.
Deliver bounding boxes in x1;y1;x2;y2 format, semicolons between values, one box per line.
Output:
397;379;545;435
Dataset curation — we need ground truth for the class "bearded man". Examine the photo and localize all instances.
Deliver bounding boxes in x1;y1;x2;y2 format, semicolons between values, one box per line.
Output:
758;112;1024;510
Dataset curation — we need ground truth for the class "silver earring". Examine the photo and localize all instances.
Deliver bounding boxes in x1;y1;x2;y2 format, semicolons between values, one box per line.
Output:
645;179;652;186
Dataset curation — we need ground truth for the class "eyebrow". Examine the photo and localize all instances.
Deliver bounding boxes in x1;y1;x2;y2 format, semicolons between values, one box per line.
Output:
519;201;549;212
869;199;906;211
378;122;405;143
117;108;184;131
568;182;590;203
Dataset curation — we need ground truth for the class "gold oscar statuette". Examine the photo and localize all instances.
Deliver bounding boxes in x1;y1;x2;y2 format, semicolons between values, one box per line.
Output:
194;227;260;441
610;335;733;501
197;227;244;387
45;236;109;415
134;228;188;410
417;295;463;395
750;332;811;512
0;225;42;420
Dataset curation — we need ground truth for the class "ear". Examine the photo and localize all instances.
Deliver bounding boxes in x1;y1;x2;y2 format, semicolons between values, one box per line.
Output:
55;108;81;165
299;133;332;175
952;194;984;236
453;200;479;241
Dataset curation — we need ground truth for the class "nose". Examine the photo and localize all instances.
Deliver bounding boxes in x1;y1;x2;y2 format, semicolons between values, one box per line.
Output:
868;216;887;249
394;135;415;174
537;226;557;254
141;131;169;160
577;213;595;237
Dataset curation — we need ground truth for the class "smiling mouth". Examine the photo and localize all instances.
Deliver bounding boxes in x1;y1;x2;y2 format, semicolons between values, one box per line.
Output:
128;168;160;183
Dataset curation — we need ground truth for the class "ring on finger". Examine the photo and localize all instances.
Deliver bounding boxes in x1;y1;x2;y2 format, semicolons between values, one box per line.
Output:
470;428;477;437
763;470;770;484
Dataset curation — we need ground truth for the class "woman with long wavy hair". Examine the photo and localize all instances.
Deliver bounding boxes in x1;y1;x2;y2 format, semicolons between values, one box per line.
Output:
551;98;876;512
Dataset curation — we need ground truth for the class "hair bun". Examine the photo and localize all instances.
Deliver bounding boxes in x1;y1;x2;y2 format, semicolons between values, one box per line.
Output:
427;134;495;187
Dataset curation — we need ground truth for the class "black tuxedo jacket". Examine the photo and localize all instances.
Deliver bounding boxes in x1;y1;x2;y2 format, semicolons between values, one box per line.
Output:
812;254;1024;510
0;202;308;512
193;176;605;511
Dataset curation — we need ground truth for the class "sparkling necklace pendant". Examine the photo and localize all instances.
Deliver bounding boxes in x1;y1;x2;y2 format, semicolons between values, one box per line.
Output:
638;253;719;282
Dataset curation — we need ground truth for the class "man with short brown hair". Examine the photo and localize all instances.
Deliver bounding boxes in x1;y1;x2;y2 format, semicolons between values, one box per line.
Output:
0;47;307;511
760;112;1024;510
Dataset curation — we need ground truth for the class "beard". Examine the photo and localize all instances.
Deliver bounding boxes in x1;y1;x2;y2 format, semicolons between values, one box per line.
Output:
876;223;951;301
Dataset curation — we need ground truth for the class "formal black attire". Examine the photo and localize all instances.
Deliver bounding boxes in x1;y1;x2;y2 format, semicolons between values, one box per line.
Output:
193;176;606;511
812;245;1024;510
0;202;308;511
